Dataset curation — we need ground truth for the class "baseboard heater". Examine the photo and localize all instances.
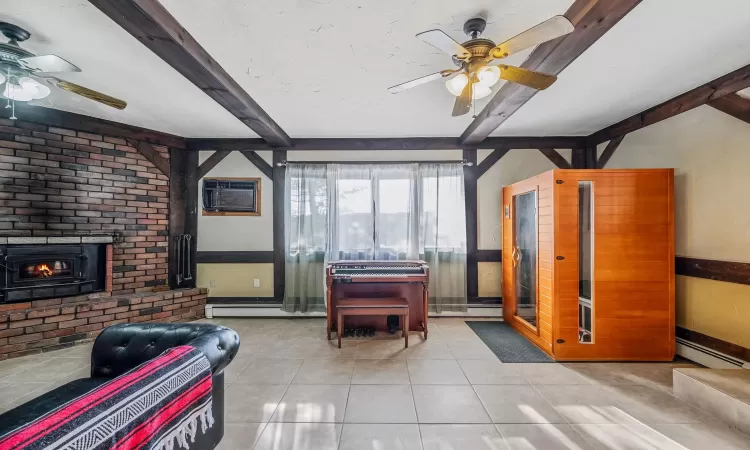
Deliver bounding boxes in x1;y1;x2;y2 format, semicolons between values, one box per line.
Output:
676;337;749;369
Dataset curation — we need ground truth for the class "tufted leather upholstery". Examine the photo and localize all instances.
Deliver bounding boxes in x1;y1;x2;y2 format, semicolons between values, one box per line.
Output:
91;323;240;379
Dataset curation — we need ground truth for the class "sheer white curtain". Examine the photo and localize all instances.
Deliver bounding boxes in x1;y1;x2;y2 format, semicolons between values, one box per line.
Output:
283;164;328;312
419;163;467;312
283;162;467;313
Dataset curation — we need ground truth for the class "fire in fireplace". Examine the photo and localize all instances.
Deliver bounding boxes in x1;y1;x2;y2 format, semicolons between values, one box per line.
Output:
20;261;72;279
1;244;106;304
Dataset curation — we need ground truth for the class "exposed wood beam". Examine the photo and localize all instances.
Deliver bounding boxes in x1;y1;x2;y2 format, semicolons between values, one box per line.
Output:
539;148;571;169
168;148;186;289
89;0;292;147
125;138;170;175
186;136;586;152
240;150;274;180
597;135;625;168
197;150;231;179
460;0;642;145
272;151;287;300
709;93;750;125
463;149;478;300
476;148;511;178
0;103;185;149
590;64;750;144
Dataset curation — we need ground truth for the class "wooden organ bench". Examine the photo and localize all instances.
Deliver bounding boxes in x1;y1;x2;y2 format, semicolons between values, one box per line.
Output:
336;298;409;348
326;260;429;348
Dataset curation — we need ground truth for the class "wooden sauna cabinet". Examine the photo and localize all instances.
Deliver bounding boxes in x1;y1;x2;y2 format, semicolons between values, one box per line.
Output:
502;169;675;361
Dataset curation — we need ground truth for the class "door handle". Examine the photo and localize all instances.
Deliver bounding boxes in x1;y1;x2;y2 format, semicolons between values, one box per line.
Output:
511;246;517;267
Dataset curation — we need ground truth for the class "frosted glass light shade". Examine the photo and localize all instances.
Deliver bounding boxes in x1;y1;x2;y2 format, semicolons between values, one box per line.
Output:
477;65;500;87
472;82;492;99
445;73;469;96
2;77;50;102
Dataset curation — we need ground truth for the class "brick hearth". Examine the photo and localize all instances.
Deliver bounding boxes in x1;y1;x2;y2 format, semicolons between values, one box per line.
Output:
0;118;205;360
0;288;207;360
0;118;169;294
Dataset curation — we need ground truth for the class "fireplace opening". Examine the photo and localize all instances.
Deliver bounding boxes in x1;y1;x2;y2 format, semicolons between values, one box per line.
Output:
1;244;106;304
20;260;73;279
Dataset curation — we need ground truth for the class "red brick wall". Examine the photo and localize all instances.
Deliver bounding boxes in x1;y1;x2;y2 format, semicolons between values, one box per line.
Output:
0;118;170;293
0;288;208;360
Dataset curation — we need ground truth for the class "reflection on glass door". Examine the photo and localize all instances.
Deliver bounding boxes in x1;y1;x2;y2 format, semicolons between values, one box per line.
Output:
512;191;538;328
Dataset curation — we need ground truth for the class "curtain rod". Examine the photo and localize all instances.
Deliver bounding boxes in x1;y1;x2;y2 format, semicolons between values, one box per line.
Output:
275;160;473;167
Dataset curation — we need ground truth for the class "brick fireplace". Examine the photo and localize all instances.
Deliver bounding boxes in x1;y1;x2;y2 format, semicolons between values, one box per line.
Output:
0;117;204;359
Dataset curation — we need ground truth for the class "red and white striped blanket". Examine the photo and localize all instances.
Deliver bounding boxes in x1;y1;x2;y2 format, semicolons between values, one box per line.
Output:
0;346;213;450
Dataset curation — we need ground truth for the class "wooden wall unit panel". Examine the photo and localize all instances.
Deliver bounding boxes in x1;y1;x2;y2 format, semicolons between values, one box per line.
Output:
502;169;675;361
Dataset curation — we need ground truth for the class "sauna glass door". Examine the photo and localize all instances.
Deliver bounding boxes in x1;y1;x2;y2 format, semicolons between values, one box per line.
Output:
512;190;538;328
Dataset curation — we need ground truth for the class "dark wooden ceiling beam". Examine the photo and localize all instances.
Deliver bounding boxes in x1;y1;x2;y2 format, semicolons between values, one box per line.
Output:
0;103;185;149
197;150;232;179
590;64;750;144
186;136;586;152
539;148;571;169
708;93;750;125
89;0;291;147
240;150;273;179
596;135;625;168
476;148;512;178
125;138;170;175
460;0;642;145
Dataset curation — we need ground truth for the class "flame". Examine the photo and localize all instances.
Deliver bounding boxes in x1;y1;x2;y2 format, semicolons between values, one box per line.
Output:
37;264;53;277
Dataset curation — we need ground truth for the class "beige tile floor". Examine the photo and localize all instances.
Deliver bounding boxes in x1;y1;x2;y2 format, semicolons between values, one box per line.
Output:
1;318;749;449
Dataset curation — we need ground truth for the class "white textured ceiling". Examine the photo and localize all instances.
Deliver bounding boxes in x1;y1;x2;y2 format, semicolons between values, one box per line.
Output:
3;0;750;139
0;1;256;138
495;0;750;136
158;0;572;137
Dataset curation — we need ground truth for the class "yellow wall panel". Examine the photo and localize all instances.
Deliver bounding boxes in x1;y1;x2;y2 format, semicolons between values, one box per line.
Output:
478;262;502;297
676;275;750;349
197;263;274;297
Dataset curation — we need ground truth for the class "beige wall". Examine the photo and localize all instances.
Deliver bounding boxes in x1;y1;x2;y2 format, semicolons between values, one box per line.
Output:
197;263;274;297
197;150;274;251
603;105;750;348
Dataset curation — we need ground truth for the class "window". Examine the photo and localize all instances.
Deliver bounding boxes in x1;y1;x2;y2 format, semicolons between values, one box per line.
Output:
202;177;260;216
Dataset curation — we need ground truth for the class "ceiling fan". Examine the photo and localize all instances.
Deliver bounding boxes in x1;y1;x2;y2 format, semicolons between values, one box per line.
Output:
388;15;574;117
0;22;127;120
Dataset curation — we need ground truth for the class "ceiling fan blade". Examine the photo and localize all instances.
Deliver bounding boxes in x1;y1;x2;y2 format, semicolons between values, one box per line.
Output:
498;65;557;90
18;55;81;73
416;30;471;59
452;80;472;117
388;71;450;94
45;77;127;109
489;15;574;59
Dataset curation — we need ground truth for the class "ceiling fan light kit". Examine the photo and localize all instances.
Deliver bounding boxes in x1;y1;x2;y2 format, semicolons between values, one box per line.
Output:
0;21;127;120
387;15;574;116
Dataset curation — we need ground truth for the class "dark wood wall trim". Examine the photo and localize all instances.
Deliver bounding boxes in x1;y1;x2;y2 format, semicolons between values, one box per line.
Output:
597;135;625;168
460;0;643;145
676;256;750;285
197;251;274;264
477;250;502;262
186;136;586;152
539;148;571;169
240;151;274;179
183;151;199;289
89;0;292;147
677;326;750;363
273;151;287;300
168;148;186;289
126;138;170;175
198;150;232;179
476;148;511;178
0;102;185;149
463;149;478;299
590;63;750;144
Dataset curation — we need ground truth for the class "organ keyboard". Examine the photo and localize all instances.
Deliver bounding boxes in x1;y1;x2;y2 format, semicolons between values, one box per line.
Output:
326;260;429;340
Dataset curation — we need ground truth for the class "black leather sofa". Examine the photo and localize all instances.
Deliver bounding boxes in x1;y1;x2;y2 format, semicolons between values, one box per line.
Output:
0;323;240;449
